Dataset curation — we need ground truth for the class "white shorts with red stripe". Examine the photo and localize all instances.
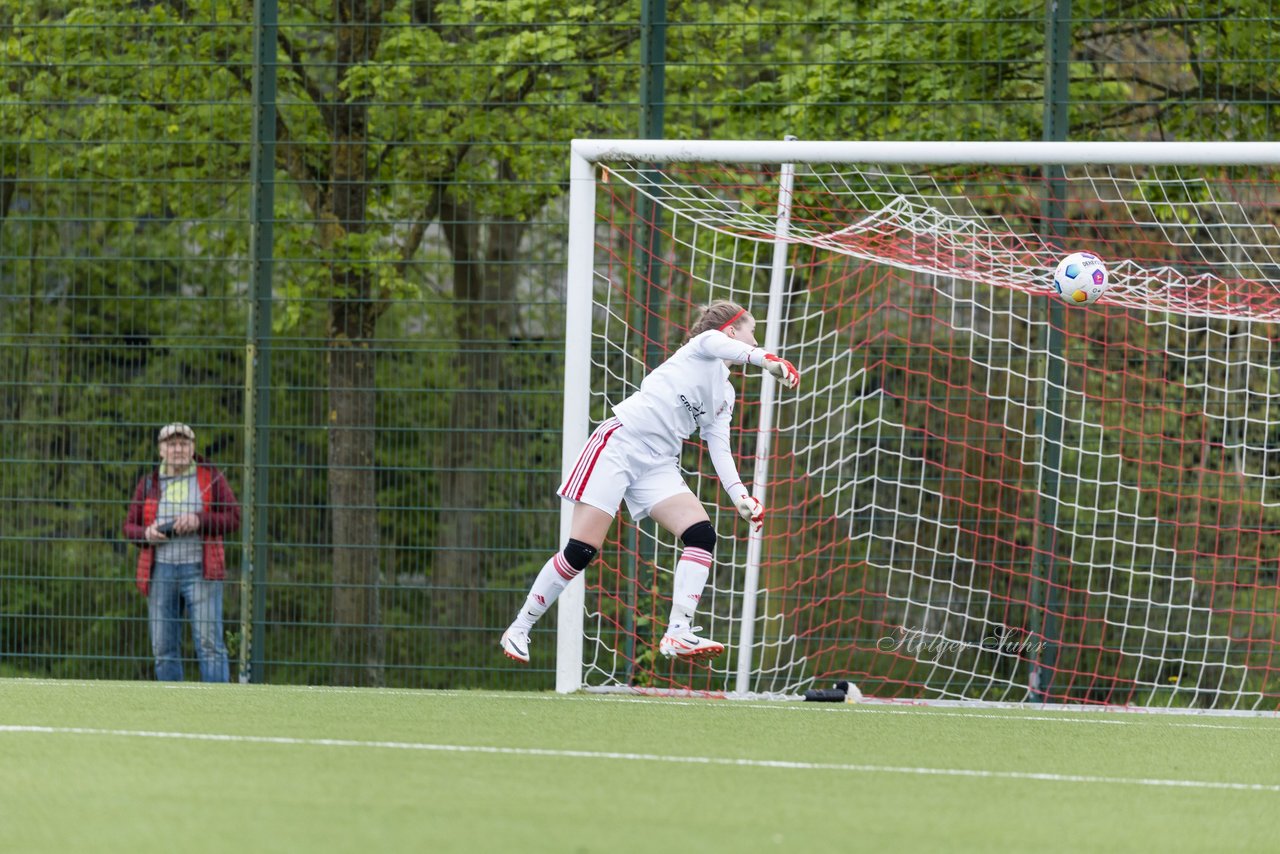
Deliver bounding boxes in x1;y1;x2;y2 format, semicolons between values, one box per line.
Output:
558;417;691;521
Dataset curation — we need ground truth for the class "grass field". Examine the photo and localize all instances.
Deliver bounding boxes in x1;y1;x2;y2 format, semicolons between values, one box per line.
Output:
2;680;1279;852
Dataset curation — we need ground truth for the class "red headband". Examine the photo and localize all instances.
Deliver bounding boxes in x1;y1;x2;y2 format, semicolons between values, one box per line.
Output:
718;308;748;331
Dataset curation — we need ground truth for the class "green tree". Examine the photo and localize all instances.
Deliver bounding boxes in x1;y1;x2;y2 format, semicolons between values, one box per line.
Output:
4;0;1279;688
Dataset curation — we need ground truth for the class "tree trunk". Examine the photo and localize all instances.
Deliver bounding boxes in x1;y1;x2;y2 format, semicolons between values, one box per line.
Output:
433;187;523;650
329;298;382;686
326;0;386;686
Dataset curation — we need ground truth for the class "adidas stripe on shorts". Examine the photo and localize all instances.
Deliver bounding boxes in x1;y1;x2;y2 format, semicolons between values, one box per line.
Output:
558;417;692;521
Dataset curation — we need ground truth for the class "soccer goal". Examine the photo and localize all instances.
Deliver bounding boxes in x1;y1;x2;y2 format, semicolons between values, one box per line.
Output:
557;139;1280;710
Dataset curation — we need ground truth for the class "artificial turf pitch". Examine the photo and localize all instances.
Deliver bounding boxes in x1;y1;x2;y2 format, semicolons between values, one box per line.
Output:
2;679;1278;852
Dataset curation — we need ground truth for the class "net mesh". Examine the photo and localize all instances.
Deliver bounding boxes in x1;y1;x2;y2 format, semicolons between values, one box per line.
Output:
577;157;1280;709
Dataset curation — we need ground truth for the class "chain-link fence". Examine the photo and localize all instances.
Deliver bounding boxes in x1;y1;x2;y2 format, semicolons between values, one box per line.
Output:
2;0;1277;688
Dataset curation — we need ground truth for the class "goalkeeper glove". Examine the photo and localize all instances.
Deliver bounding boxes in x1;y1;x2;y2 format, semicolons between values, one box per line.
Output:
763;353;800;389
734;491;764;533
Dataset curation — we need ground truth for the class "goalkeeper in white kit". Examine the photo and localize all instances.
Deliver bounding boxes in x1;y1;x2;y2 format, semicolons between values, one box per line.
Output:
500;299;801;664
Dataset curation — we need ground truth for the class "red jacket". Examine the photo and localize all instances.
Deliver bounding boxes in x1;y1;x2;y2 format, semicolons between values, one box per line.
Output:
122;456;241;596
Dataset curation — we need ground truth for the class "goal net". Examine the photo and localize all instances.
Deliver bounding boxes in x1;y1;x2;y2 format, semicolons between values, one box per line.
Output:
557;140;1280;710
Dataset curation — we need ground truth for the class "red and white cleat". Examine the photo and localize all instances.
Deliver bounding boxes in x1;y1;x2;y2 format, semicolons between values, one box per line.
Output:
659;628;725;662
500;627;531;663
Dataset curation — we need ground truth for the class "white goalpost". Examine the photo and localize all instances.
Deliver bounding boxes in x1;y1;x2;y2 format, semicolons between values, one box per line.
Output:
557;138;1280;710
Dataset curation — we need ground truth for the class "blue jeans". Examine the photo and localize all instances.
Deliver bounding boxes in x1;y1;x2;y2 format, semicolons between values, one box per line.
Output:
148;562;229;682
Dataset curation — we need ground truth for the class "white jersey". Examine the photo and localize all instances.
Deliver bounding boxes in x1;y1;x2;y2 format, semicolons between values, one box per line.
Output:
612;329;766;498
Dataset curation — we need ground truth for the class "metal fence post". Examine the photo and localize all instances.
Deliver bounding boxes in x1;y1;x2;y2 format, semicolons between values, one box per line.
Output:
241;0;278;684
1030;0;1072;702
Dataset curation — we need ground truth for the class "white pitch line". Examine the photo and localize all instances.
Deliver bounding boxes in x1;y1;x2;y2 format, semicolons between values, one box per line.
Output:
3;725;1278;793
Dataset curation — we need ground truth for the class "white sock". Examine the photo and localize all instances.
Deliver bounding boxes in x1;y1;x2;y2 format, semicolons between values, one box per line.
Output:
667;547;712;634
510;551;581;632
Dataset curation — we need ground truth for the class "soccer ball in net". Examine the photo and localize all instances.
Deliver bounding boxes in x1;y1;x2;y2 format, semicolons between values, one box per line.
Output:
1052;251;1109;305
